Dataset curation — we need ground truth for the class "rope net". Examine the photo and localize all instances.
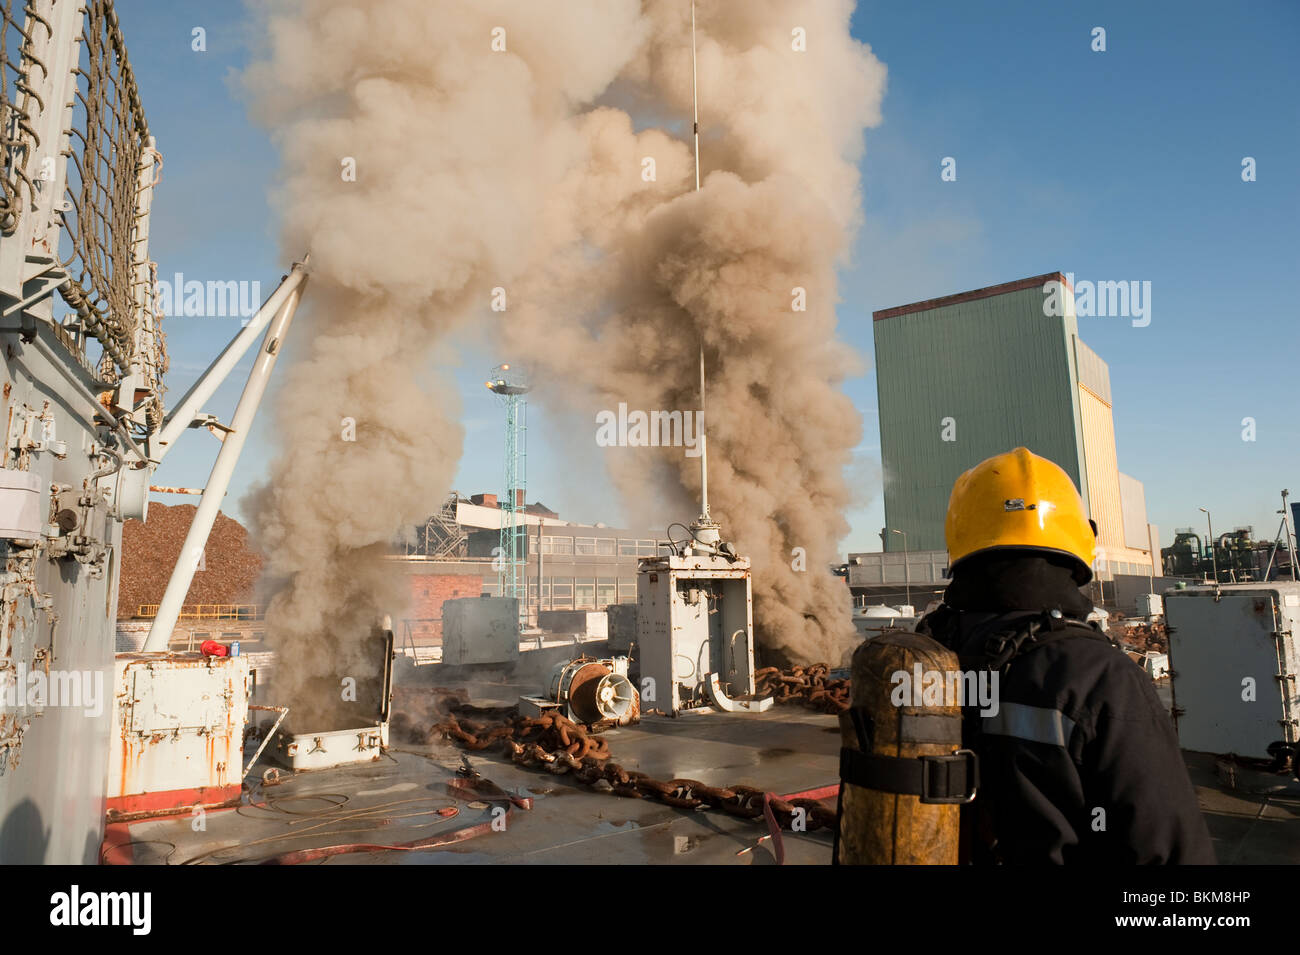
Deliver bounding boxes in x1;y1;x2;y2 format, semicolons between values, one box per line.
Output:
1;0;161;397
60;0;154;382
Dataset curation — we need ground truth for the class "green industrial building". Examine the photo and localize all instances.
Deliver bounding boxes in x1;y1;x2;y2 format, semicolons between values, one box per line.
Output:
869;272;1155;583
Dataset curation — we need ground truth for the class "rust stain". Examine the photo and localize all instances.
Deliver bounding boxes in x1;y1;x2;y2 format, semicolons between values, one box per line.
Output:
148;485;204;495
117;741;129;797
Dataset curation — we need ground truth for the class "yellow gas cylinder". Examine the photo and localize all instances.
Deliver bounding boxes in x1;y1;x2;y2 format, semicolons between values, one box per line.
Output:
836;630;973;865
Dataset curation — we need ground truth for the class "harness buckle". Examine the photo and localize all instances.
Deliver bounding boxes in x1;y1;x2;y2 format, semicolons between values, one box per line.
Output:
920;748;980;804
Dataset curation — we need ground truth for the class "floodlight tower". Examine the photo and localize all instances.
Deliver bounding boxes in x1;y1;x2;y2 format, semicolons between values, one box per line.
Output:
486;364;530;624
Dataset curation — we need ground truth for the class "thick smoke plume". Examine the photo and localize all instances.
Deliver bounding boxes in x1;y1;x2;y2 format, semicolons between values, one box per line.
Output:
512;0;885;662
244;0;884;714
241;0;648;727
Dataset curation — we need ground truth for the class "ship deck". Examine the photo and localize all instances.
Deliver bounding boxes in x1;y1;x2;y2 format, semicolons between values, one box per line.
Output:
107;694;841;865
104;671;1300;866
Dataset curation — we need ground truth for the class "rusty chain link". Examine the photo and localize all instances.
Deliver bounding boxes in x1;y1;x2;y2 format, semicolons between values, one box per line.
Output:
423;668;846;833
753;663;850;714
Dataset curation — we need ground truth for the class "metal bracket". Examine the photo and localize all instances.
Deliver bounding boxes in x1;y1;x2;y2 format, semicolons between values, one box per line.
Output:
188;413;233;436
3;272;68;317
243;704;289;782
703;671;773;713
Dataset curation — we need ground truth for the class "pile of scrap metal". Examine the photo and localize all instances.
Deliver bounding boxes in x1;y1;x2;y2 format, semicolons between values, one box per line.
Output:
1118;619;1168;654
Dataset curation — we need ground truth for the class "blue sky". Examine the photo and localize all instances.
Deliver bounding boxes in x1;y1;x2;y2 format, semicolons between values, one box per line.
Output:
125;1;1299;556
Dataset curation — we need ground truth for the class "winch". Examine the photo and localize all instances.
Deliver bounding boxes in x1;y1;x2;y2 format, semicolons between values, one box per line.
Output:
520;657;639;726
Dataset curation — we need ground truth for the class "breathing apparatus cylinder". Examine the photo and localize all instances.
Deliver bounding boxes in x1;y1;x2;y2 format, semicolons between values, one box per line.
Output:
835;630;973;864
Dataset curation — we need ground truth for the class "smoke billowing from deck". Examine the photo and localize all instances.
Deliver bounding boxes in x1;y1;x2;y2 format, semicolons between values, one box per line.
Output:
511;0;885;661
241;0;649;726
244;0;883;694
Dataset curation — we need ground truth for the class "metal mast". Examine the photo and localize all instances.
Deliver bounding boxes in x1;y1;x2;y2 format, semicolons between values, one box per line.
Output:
688;0;721;550
1282;489;1299;583
487;364;529;622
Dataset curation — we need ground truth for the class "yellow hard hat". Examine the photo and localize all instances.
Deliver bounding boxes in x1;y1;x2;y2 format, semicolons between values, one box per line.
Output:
945;447;1097;583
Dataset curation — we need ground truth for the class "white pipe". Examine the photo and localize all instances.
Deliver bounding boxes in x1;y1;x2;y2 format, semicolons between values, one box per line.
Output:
155;264;307;459
144;279;306;652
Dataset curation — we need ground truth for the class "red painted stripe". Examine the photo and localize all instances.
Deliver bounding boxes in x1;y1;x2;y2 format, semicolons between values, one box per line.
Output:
780;783;839;803
106;784;241;821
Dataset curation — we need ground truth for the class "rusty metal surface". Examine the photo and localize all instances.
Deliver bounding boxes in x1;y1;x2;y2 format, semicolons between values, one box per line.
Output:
272;724;387;772
108;653;249;809
560;660;630;724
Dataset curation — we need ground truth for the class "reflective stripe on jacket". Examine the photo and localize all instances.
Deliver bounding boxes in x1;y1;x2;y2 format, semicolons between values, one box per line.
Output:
925;608;1216;865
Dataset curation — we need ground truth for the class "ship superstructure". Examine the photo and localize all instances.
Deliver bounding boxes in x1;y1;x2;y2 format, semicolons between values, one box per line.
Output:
0;0;163;863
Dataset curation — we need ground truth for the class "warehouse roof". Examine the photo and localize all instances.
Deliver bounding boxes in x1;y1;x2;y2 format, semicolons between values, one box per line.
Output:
872;271;1072;321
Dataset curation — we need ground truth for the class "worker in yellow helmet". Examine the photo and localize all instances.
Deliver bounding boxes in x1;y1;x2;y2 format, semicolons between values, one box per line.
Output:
917;447;1214;864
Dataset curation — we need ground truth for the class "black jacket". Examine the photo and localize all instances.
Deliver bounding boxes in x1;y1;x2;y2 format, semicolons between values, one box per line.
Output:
919;554;1215;865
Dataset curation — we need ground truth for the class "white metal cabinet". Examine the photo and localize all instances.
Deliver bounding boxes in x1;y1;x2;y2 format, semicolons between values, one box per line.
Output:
1165;583;1300;758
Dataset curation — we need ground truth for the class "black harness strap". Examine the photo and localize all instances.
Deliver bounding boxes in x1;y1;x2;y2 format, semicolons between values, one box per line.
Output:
839;746;979;804
959;610;1114;675
839;706;978;805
